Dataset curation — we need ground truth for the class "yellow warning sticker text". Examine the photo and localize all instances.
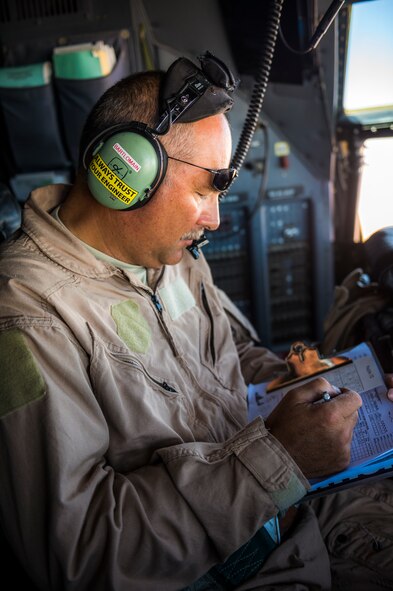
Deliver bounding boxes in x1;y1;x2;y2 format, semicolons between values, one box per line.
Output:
90;154;138;205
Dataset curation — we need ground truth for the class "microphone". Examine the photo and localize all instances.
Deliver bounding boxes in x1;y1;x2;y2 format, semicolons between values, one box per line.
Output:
186;235;209;260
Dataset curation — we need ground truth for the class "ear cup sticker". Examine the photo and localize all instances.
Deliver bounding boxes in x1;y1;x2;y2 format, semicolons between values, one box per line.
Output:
89;153;138;206
113;142;141;172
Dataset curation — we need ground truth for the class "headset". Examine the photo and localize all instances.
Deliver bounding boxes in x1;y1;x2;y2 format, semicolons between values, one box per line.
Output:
82;51;238;213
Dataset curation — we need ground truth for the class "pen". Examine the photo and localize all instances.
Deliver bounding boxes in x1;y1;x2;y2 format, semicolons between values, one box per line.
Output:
314;386;342;404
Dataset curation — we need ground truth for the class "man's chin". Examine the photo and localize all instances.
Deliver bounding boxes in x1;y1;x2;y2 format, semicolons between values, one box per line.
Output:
161;247;185;266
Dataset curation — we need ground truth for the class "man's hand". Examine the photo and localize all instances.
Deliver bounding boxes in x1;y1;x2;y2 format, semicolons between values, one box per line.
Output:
264;377;362;479
385;373;393;401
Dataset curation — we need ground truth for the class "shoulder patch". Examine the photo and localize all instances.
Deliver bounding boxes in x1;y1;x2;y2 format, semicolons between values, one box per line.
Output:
0;329;46;417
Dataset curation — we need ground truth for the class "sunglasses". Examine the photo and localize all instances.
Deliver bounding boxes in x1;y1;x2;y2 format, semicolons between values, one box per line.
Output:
168;156;238;193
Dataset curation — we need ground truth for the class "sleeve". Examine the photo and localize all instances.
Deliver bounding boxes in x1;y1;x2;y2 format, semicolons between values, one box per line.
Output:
0;321;308;591
216;286;288;384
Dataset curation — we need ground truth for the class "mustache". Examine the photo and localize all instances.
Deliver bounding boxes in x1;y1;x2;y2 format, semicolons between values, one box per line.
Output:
180;230;205;241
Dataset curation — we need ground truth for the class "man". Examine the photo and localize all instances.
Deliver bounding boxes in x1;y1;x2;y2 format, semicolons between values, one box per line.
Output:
0;57;392;591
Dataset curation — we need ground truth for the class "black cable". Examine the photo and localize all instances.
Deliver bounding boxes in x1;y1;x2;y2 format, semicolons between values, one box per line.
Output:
230;0;284;176
211;0;283;240
204;0;284;247
207;121;270;243
279;24;313;55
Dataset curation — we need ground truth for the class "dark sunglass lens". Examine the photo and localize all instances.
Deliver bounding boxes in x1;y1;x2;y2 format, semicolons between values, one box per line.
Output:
202;59;231;89
200;52;237;90
213;169;237;192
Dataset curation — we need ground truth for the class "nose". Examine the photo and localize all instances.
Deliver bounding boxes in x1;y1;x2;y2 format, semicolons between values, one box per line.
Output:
197;195;220;232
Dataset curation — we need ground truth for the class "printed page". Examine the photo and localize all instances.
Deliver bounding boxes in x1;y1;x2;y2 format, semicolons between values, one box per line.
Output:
248;343;393;475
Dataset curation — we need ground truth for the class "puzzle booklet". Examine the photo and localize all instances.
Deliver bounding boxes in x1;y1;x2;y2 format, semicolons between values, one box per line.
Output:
247;342;393;498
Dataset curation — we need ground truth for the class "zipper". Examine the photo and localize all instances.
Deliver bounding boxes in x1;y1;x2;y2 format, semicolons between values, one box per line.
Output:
125;282;178;357
147;289;178;357
161;381;177;392
201;282;216;365
118;356;178;394
151;294;163;313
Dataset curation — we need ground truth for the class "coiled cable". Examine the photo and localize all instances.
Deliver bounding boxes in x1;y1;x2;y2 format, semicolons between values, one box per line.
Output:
230;0;284;174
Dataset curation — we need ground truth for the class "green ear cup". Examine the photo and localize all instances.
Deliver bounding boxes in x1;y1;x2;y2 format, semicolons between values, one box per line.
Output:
87;130;166;210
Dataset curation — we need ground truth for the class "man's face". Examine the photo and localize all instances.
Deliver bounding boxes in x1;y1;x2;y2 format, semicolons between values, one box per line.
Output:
115;114;233;268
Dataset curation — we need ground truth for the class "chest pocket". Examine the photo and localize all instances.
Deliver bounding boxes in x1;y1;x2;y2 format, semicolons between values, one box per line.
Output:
158;272;235;386
89;336;192;471
189;269;244;392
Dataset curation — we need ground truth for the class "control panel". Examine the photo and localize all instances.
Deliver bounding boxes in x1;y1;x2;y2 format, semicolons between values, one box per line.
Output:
263;198;314;346
203;183;329;352
204;193;252;319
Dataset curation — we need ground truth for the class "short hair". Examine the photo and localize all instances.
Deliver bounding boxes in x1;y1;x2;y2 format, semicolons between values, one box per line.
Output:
78;70;193;172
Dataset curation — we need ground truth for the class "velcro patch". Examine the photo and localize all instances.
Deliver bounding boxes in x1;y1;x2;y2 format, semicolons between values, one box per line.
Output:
0;329;46;417
158;277;195;320
111;299;151;353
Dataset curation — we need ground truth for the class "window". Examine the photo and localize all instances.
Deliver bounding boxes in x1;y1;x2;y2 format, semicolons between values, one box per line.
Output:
342;0;393;240
343;0;393;125
357;136;393;241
